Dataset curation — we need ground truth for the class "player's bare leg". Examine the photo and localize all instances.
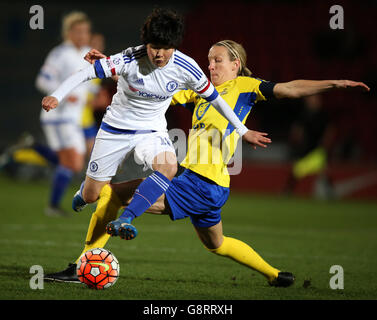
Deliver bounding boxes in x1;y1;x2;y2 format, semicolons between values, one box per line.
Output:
58;148;85;173
72;176;110;212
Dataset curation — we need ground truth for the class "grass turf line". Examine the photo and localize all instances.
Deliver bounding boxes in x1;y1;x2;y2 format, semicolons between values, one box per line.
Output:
0;174;376;300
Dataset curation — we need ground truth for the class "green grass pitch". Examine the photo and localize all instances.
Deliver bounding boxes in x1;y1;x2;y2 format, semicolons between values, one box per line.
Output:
0;174;376;300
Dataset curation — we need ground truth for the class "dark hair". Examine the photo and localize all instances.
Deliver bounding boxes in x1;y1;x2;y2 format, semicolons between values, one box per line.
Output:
141;8;184;48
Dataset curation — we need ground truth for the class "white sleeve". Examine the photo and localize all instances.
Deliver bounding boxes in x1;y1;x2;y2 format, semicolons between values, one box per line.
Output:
51;66;97;103
210;93;249;137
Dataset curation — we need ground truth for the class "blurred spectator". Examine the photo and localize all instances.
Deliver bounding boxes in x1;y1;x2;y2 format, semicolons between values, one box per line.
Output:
283;94;336;196
35;11;92;216
81;32;107;159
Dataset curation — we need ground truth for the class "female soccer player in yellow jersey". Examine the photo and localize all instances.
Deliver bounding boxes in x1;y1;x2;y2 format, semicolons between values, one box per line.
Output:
44;40;369;286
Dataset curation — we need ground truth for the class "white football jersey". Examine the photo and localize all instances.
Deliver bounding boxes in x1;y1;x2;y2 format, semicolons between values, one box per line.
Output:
94;45;217;131
36;41;91;124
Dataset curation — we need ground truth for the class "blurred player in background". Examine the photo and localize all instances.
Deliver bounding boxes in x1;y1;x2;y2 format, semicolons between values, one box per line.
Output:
284;94;336;197
35;11;92;216
81;32;107;160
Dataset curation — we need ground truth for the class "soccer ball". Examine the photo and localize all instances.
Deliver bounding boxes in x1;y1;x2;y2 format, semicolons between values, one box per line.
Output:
77;248;119;289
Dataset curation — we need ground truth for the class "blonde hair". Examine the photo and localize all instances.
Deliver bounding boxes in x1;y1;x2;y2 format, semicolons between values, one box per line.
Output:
213;40;252;77
61;11;91;40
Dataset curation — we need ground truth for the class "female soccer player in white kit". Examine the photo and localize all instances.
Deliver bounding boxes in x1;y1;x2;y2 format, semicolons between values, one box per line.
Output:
36;12;92;216
41;8;269;236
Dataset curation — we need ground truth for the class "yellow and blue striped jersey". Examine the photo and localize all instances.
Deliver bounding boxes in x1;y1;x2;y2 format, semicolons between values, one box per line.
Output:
171;76;274;187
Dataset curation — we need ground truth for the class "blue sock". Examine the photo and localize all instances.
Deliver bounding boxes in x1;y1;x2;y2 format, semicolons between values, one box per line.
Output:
120;171;171;221
50;165;73;207
33;144;59;166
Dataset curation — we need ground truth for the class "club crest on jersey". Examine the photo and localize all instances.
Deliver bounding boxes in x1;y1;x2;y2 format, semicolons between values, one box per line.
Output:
89;161;98;172
196;102;211;120
166;80;178;92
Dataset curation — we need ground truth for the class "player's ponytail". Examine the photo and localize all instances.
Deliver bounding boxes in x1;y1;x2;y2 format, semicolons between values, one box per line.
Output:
214;40;252;77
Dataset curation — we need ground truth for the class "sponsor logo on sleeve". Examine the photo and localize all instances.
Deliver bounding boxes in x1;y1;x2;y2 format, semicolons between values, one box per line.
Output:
112;57;121;65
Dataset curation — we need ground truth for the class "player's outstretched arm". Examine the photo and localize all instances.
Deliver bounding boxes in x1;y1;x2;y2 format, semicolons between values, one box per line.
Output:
273;79;370;99
41;66;97;111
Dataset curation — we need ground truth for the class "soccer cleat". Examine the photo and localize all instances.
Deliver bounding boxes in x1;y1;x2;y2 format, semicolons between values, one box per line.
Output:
72;189;87;212
44;263;80;283
269;272;295;287
106;217;138;240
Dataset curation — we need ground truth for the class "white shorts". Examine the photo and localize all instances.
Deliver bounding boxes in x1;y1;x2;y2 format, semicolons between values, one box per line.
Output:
41;121;86;154
86;128;175;181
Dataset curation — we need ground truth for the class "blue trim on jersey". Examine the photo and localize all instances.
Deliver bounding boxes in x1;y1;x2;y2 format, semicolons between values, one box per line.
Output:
123;54;147;64
100;122;156;134
174;55;202;77
174;55;202;80
94;60;105;79
124;50;146;60
204;89;219;102
123;50;147;64
174;61;201;80
222;92;256;139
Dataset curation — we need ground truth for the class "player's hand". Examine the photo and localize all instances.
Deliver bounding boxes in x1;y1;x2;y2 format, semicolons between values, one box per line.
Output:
84;49;106;64
42;96;58;112
336;80;370;92
242;130;271;150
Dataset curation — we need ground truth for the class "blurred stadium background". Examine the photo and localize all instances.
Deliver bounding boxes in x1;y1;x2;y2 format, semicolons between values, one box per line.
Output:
1;0;376;200
0;0;377;301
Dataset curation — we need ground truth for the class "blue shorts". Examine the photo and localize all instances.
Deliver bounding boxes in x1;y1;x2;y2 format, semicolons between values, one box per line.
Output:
165;169;230;228
83;125;98;139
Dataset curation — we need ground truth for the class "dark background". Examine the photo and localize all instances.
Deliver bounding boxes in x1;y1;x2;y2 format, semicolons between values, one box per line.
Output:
1;0;376;164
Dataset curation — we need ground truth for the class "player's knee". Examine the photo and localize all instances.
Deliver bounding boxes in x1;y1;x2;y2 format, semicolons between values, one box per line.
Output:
70;162;83;173
82;188;99;204
60;155;83;173
167;163;178;179
201;236;225;253
157;163;177;180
